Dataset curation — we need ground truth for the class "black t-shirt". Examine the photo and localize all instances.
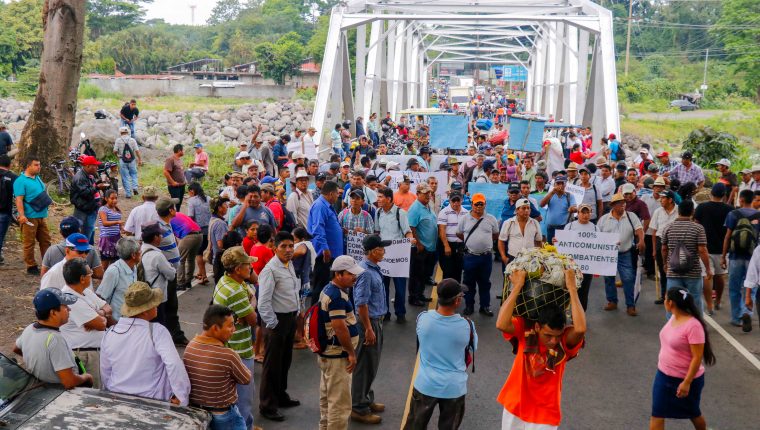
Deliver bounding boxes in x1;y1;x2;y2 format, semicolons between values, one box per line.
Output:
694;201;733;254
0;131;12;155
120;104;139;120
614;176;626;191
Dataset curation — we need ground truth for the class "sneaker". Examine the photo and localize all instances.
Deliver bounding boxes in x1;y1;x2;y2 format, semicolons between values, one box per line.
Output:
133;188;139;195
654;299;664;305
741;314;753;333
463;306;474;316
369;402;385;413
395;315;406;323
603;302;618;311
707;309;714;316
351;411;382;424
383;313;391;322
26;266;40;276
173;336;190;347
479;307;494;317
626;307;638;317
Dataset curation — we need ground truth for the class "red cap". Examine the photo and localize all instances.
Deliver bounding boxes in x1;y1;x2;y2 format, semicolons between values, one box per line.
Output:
656;151;669;158
608;133;616;140
80;155;102;166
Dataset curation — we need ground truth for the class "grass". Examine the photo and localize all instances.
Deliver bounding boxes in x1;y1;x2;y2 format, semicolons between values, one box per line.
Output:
138;143;236;195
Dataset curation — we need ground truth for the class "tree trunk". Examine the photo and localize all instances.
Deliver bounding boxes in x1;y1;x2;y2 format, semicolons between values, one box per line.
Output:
15;0;85;178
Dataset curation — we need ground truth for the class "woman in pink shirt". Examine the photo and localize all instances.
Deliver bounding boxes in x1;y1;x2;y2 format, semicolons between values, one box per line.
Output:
650;287;716;430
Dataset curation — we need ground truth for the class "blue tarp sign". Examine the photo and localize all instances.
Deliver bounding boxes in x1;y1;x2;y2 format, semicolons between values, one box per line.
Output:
491;65;529;82
430;115;468;149
508;116;545;153
468;182;509;220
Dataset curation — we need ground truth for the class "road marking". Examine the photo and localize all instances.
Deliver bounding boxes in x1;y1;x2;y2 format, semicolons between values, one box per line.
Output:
401;269;441;429
704;315;760;372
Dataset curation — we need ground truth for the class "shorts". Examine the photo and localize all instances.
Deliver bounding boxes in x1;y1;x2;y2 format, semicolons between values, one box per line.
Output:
700;253;727;277
501;409;557;430
651;370;704;419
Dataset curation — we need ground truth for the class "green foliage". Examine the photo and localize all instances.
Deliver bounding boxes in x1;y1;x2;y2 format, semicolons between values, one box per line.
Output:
307;15;329;64
86;1;153;40
254;32;304;85
207;0;244;26
0;0;44;77
0;65;40;99
295;86;316;100
681;127;740;168
712;0;760;98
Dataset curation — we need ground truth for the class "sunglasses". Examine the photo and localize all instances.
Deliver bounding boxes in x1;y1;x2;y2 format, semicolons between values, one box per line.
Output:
473;202;485;206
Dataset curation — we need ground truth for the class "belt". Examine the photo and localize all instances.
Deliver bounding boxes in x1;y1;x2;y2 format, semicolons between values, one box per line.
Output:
465;250;491;256
191;404;231;413
74;347;100;352
185;231;201;235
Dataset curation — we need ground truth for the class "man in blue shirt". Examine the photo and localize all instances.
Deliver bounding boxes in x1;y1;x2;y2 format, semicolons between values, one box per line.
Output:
500;183;540;225
308;181;344;303
539;175;577;243
406;279;477;429
273;135;290;168
608;133;621;162
351;235;390;424
407;184;438;306
14;156;51;275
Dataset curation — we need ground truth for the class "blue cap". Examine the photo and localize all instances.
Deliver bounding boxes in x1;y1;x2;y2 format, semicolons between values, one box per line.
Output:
260;176;277;184
34;288;77;313
478;144;493;151
194;143;203;148
555;175;568;183
483;159;496;170
65;233;91;252
59;216;82;237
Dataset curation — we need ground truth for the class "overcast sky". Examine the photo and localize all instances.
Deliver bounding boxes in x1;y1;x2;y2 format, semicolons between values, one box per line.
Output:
144;0;215;25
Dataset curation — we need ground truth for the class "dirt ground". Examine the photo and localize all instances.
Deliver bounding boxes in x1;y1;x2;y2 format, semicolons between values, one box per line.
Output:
0;177;148;357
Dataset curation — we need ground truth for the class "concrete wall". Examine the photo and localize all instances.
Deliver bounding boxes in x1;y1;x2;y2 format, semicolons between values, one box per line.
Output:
85;77;299;99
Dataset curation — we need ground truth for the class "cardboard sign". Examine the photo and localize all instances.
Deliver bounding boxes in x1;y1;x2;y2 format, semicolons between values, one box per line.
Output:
387;171;449;197
554;230;619;276
564;183;585;207
346;232;411;278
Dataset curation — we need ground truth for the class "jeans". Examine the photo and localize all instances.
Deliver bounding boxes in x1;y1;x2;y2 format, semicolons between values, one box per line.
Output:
462;253;493;309
0;212;10;257
666;277;704;319
604;250;636;308
168;184;185;211
235;358;255;430
184;167;206;183
210;404;247;430
120;119;135;138
73;209;98;245
383;276;407;316
119;160;139;197
728;258;751;324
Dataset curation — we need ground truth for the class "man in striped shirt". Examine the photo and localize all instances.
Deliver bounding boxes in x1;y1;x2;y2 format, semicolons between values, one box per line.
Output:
156;197;188;345
212;246;259;429
437;192;468;282
184;304;254;430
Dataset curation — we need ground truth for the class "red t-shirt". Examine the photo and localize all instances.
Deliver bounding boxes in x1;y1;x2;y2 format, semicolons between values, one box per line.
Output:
265;199;284;231
242;237;256;255
249;244;274;275
496;317;583;426
568;151;584;166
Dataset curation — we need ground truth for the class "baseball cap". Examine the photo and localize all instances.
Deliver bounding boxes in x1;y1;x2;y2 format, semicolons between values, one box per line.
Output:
640;148;649;155
450;181;463;191
472;193;486;204
331;255;365;275
419;146;432;154
406;158;420;167
295;170;308;180
34;288;77;313
478;144;492;151
681;152;693;160
449;192;463;201
483;159;496;171
401;175;411;183
329;162;340;171
140;221;165;239
578;203;593;212
221;246;258;268
416;183;432;194
292;151;305;159
119;126;129;133
437;278;468;303
621;183;636;194
578;166;590;174
643;177;655;189
80;155;101;166
439;161;452;170
715;158;731;167
656;151;669;158
230;172;246;179
615;163;627;172
363;235;392;252
341;161;351;168
507;154;516;160
260;176;277;184
387;161;400;171
239;142;248;146
515;198;530;208
65;233;91;252
194;143;203;149
156;197;179;212
711;182;726;198
660;190;676;200
349;189;365;200
142;185;158;198
647;163;658;172
508;184;520;194
260;183;275;193
555;175;568;183
741;168;751;175
236;151;251;160
608;133;617;140
59;216;82;237
316;172;327;181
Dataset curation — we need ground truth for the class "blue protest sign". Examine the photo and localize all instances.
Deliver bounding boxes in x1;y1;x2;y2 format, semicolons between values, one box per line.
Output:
468;182;509;220
508;116;545;153
429;115;468;149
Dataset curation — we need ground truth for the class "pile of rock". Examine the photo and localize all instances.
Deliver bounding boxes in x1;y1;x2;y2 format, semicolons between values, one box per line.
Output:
0;98;314;156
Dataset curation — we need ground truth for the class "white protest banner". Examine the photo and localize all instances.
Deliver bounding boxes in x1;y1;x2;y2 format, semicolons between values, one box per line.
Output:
565;183;586;207
387;171;449;197
554;230;619;276
346;232;411;278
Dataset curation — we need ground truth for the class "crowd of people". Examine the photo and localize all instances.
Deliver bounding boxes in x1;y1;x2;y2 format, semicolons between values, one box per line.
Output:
3;99;755;430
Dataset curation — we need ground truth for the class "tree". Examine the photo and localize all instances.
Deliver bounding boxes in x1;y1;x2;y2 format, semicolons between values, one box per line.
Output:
713;0;760;99
254;32;304;85
0;0;45;77
207;0;244;25
17;0;86;174
86;0;153;40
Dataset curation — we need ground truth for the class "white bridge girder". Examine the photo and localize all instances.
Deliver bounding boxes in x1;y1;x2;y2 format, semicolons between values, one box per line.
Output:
311;0;621;156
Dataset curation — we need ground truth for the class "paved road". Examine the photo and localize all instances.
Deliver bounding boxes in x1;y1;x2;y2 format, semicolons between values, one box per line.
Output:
178;266;759;429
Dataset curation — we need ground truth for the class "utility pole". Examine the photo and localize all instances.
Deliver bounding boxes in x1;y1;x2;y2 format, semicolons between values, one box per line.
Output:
624;0;634;76
190;4;196;26
701;48;709;96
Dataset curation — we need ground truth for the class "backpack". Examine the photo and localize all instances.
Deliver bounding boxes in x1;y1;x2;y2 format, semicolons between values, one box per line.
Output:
304;303;328;354
119;138;135;163
668;233;694;275
730;210;760;256
0;170;13;212
136;248;161;286
614;141;625;161
280;205;297;233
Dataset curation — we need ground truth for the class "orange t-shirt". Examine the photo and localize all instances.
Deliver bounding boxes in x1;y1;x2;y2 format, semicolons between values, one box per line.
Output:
496;317;583;426
393;192;417;212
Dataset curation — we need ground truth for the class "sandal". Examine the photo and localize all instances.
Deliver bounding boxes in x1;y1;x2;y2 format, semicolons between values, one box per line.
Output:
198;276;209;284
254;355;264;363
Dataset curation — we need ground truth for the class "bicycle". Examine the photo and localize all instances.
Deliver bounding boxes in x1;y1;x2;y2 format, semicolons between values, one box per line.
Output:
46;159;76;207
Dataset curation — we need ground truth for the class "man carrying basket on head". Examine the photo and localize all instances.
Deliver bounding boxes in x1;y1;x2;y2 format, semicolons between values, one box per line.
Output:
495;268;587;430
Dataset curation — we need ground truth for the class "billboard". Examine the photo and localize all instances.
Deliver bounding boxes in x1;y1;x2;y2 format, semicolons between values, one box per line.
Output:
492;65;528;82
